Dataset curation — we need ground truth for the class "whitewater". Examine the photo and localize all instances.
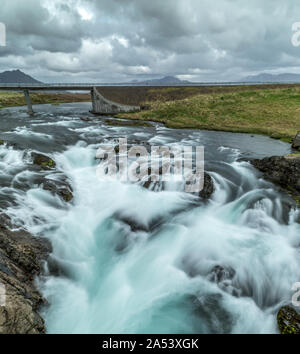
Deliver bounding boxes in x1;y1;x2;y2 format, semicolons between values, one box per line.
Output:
0;102;299;334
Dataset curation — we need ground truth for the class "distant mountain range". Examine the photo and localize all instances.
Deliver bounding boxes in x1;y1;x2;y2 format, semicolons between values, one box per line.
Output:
241;73;300;83
130;76;191;85
0;69;42;84
4;70;300;86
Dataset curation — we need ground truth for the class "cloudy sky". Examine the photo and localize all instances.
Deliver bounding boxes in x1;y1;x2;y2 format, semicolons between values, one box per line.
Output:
0;0;300;83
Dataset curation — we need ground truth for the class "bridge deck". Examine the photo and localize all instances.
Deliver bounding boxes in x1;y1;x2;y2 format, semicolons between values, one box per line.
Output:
0;85;141;115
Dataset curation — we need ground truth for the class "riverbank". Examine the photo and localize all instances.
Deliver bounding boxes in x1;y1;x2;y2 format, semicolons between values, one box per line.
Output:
117;85;300;141
1;84;300;141
0;216;51;333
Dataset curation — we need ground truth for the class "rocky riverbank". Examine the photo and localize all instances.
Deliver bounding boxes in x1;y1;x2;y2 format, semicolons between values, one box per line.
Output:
251;153;300;206
0;216;51;333
250;150;300;334
0;151;74;334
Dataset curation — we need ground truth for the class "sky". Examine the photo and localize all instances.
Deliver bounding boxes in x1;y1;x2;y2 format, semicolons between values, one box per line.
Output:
1;0;300;83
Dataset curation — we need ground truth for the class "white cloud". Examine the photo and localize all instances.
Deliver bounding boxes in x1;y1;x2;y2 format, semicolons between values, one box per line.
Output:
1;0;300;82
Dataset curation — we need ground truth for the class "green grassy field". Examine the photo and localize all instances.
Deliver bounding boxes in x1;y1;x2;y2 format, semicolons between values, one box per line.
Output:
117;86;300;141
0;91;89;108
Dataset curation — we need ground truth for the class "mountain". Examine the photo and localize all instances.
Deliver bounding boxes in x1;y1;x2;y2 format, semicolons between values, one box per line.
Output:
130;76;191;85
241;73;300;83
0;69;42;84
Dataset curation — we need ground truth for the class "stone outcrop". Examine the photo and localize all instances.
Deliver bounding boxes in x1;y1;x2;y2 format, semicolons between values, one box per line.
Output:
199;173;214;200
32;153;56;169
251;154;300;205
292;132;300;149
37;178;73;203
277;306;300;334
0;219;51;333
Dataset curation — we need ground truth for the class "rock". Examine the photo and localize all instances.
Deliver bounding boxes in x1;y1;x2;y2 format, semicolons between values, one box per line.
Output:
0;221;51;333
292;132;300;149
32;153;56;169
191;293;233;334
140;104;151;110
199;173;214;199
277;306;300;334
39;178;73;203
251;155;300;205
208;265;235;283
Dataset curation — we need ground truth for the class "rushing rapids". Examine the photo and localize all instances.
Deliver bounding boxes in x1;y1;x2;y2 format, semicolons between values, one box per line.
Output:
0;102;299;334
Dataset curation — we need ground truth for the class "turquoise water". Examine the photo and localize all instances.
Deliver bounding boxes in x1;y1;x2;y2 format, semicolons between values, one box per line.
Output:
0;103;299;334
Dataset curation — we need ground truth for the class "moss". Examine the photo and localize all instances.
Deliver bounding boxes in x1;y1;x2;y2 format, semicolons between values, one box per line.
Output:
277;306;300;334
62;192;73;202
41;160;54;168
280;137;293;143
33;153;56;169
0;140;4;145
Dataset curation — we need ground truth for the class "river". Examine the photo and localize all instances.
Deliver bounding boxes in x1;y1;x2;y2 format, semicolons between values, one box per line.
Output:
0;102;299;334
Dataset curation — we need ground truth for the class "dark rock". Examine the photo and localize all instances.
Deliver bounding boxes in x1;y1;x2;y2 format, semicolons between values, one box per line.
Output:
208;265;235;283
277;306;300;334
199;173;214;199
251;155;300;205
140;104;151;110
40;178;73;203
0;222;51;333
32;153;56;169
192;293;233;334
292;132;300;149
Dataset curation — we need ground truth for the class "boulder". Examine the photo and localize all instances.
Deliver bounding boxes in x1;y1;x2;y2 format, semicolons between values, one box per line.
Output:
277;306;300;334
251;155;300;205
199;173;214;199
41;179;73;203
32;153;56;169
292;132;300;149
0;221;51;333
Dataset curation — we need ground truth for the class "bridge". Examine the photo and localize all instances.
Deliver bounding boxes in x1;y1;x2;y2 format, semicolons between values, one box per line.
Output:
0;84;141;115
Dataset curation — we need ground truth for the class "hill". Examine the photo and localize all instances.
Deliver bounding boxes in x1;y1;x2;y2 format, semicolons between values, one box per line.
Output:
0;69;42;84
130;76;191;85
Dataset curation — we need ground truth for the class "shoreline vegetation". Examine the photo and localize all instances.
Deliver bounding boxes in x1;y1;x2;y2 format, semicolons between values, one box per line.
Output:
1;84;300;142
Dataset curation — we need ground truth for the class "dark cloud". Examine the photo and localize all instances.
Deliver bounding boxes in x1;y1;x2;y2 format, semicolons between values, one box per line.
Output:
0;0;299;82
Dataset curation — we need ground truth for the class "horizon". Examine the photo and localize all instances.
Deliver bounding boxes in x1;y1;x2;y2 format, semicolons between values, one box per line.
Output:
3;68;300;85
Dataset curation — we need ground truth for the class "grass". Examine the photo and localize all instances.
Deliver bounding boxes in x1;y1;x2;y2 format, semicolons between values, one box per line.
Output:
117;86;300;140
0;91;89;108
